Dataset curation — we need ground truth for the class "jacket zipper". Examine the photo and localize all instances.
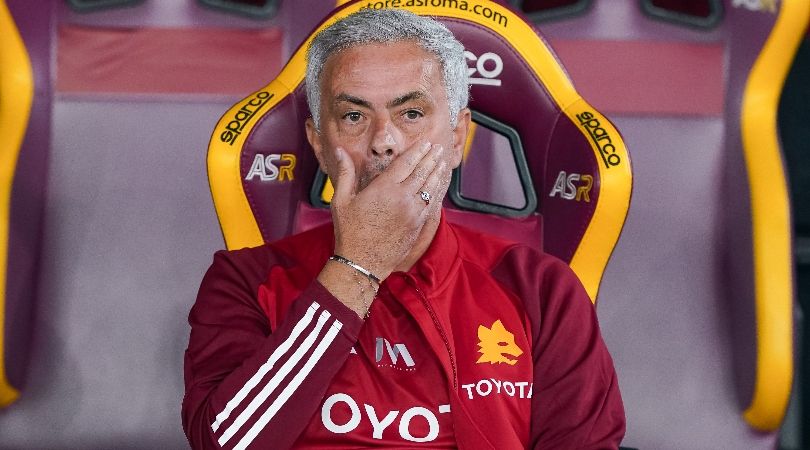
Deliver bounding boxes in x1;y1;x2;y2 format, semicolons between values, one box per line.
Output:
410;280;457;390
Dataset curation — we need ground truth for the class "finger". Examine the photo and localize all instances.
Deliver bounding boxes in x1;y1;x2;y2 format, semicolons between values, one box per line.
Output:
383;141;433;183
402;144;443;189
417;159;448;216
421;160;445;198
331;147;357;206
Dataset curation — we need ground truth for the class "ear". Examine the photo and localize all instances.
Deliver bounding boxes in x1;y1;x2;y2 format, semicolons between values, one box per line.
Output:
450;108;471;169
305;118;327;173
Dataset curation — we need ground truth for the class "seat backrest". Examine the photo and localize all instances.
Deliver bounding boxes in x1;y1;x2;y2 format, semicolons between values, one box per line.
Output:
207;0;632;301
530;0;808;447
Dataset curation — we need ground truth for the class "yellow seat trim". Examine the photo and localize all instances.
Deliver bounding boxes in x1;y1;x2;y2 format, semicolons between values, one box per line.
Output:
0;0;34;408
740;0;808;432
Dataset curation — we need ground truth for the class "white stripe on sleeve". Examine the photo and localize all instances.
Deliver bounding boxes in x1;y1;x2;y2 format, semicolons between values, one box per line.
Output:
211;301;320;433
218;309;333;446
233;320;343;450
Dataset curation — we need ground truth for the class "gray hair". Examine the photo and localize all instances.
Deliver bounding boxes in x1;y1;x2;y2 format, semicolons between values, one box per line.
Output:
305;8;469;131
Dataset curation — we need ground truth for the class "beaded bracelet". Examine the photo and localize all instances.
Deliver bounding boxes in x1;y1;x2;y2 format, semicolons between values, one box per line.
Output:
354;275;374;319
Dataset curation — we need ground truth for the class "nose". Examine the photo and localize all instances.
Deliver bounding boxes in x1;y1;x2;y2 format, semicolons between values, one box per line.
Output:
370;119;402;158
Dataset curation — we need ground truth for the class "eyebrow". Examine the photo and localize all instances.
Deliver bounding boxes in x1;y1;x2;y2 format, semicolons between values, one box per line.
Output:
387;91;426;108
333;91;427;110
334;93;371;109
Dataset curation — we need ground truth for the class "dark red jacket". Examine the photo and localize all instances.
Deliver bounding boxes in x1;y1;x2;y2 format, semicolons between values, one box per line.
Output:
182;214;625;449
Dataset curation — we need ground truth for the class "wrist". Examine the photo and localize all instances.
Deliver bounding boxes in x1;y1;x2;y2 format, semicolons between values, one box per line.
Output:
318;261;378;319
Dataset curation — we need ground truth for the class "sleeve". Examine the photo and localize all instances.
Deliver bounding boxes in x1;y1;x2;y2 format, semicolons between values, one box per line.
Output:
182;249;363;450
529;259;626;450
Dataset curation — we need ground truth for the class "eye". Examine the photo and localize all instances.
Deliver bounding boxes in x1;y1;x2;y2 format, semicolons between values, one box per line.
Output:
403;109;423;120
343;111;363;123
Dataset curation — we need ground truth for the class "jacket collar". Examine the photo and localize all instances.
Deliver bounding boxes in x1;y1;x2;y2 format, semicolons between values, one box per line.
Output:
403;209;459;293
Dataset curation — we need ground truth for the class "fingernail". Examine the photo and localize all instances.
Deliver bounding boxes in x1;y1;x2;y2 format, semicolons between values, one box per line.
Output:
422;142;431;152
335;147;343;161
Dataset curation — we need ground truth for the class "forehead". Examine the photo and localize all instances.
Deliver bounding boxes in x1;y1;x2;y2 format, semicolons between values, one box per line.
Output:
319;41;444;101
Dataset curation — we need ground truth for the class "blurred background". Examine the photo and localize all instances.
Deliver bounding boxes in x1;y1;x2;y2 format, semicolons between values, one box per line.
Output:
0;0;808;448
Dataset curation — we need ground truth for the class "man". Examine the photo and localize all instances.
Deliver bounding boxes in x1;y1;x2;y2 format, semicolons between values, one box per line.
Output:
183;8;625;449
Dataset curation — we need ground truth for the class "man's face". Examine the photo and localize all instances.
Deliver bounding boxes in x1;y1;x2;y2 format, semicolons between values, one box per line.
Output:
306;40;469;193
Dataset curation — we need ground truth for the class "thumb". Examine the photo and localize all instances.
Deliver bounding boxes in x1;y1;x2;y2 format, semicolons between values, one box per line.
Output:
332;147;357;205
